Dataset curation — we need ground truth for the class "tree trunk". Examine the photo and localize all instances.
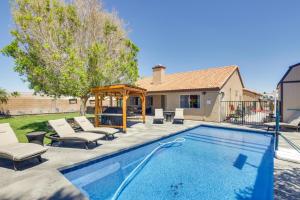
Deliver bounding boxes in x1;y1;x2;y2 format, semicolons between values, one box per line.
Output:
80;96;88;116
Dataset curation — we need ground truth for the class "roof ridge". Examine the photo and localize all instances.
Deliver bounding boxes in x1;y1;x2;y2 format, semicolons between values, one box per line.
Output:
165;65;238;76
139;65;238;80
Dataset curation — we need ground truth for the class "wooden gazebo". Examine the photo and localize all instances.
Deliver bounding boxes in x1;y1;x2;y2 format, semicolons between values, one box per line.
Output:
91;84;147;132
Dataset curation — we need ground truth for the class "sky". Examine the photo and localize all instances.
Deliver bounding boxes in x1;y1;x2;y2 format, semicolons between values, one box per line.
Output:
1;0;300;93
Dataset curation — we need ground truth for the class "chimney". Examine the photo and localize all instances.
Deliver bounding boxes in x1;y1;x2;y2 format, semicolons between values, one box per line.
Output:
152;64;166;85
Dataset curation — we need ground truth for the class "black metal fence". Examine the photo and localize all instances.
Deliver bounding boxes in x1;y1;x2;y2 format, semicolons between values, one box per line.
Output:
221;101;275;125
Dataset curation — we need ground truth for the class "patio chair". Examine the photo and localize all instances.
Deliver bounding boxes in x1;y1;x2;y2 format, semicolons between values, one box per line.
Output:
74;116;119;140
153;109;164;124
264;117;300;132
173;108;184;124
0;123;48;170
48;119;102;149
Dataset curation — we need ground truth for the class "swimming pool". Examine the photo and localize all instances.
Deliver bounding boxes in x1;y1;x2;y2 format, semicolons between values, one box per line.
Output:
61;125;274;200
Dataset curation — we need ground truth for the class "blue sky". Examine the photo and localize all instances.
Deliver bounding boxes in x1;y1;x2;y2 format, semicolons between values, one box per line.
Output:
1;0;300;93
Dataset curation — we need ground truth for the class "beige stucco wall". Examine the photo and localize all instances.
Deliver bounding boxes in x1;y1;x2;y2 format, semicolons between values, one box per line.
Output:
220;70;244;102
279;65;300;122
0;95;80;115
281;82;300;122
148;91;221;122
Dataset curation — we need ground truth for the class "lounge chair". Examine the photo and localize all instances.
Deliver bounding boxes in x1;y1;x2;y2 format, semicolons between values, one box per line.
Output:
0;123;48;170
264;117;300;132
74;116;119;139
173;108;184;124
153;109;164;124
48;119;103;149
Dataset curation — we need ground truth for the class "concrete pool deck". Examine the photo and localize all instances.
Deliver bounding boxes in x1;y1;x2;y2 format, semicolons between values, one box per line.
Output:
0;117;299;200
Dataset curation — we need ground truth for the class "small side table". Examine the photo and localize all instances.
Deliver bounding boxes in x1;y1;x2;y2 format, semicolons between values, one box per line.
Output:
26;131;46;146
163;111;175;122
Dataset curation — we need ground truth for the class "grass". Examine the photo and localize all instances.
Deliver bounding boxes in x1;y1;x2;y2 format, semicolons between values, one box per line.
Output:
0;113;87;144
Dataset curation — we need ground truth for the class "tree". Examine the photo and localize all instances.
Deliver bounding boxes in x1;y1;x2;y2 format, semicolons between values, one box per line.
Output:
0;88;19;104
2;0;139;115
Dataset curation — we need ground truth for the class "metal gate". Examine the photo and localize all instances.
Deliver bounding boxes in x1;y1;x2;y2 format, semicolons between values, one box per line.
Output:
221;101;275;125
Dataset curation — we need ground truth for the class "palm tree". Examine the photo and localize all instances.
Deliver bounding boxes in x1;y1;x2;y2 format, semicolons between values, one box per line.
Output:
0;88;9;104
0;88;19;104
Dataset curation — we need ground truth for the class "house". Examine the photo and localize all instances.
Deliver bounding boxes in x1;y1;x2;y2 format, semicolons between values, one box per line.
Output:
277;63;300;122
243;88;262;101
136;65;245;122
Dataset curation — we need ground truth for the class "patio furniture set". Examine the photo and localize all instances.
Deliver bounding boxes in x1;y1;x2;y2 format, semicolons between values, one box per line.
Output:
153;108;185;124
0;116;119;170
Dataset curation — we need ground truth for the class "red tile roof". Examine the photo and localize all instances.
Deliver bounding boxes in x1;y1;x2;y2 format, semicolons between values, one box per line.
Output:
137;65;242;92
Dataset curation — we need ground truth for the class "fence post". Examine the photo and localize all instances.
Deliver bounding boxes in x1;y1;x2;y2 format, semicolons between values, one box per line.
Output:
275;101;280;150
242;101;245;125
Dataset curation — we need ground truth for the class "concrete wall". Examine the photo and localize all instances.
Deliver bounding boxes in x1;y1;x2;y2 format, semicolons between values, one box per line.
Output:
0;94;80;115
0;93;113;116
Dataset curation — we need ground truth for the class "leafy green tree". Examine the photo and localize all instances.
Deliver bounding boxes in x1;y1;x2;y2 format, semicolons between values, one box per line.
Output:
2;0;139;115
0;88;19;104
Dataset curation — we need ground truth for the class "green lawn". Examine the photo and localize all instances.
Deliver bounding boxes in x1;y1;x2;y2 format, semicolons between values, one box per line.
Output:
0;113;86;144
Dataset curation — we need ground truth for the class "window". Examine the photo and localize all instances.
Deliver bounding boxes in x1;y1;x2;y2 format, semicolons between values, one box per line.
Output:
147;96;153;107
180;95;200;108
180;95;189;108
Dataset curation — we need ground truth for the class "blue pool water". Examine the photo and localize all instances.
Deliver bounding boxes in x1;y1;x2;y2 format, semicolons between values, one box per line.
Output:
61;125;274;200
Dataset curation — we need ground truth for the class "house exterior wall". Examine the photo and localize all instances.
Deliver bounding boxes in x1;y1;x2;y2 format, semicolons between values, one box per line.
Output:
279;65;300;122
148;91;221;122
220;70;244;101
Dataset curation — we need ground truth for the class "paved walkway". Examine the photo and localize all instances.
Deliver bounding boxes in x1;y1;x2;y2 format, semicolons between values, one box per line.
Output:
0;118;299;200
274;130;300;200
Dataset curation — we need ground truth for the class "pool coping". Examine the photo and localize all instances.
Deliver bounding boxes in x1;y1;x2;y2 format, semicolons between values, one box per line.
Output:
60;123;275;174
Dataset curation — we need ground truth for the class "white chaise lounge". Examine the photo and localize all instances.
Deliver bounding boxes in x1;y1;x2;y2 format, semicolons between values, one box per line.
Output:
153;109;164;124
74;116;119;139
48;119;103;149
264;117;300;132
173;108;184;124
0;123;48;170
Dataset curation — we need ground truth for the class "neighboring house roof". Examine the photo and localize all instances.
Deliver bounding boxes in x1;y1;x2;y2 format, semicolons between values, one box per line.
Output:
243;88;262;96
277;63;300;87
137;65;244;93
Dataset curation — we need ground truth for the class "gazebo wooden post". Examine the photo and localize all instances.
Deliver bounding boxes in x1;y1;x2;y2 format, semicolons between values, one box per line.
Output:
94;93;99;127
141;93;146;123
122;91;128;132
91;84;147;131
99;95;103;125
